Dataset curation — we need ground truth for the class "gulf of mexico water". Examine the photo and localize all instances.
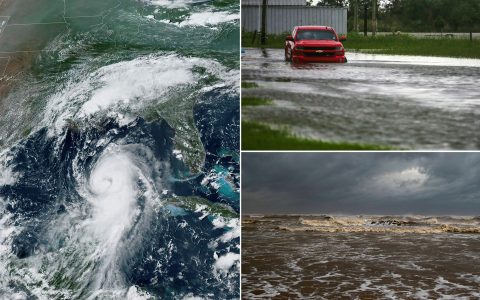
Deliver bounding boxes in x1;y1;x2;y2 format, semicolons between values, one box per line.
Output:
242;215;480;299
0;0;239;298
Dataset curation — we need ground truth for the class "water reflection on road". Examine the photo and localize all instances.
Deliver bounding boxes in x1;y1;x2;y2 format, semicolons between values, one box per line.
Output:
242;48;480;149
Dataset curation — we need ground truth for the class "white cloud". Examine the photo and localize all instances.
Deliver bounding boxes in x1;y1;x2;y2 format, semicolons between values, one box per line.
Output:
371;166;429;194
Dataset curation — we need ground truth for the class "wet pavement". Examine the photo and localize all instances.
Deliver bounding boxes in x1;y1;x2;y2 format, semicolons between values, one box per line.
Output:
242;48;480;149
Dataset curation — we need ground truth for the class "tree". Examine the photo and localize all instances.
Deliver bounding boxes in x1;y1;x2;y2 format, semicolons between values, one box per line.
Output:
434;16;445;32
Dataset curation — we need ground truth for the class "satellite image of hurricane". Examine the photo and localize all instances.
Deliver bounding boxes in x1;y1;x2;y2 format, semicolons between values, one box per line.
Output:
0;0;239;299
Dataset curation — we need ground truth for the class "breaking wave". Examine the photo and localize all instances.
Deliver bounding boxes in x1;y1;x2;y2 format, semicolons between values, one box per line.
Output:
242;214;480;299
244;215;480;234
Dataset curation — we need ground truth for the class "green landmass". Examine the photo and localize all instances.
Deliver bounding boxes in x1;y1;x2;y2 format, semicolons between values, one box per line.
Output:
167;196;238;219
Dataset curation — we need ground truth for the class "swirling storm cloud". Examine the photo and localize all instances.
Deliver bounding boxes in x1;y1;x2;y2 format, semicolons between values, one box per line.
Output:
242;153;480;215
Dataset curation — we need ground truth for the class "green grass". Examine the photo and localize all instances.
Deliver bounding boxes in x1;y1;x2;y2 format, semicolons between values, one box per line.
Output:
343;33;480;58
242;31;480;59
242;121;394;150
241;81;259;88
242;96;272;107
242;31;286;48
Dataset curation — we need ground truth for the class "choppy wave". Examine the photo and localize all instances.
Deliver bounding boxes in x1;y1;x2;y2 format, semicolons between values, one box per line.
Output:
244;214;480;234
242;214;480;299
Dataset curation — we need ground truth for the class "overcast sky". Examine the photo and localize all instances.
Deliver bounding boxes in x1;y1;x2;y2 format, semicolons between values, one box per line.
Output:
242;153;480;215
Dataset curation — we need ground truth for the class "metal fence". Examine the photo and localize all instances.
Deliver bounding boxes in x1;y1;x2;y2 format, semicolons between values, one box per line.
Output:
241;5;347;35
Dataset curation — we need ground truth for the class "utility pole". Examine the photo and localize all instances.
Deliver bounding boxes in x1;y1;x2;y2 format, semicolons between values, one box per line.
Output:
354;0;359;32
372;0;377;37
364;4;367;37
260;0;267;45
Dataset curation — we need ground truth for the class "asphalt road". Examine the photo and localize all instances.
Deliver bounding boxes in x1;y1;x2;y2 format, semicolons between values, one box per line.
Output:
242;48;480;149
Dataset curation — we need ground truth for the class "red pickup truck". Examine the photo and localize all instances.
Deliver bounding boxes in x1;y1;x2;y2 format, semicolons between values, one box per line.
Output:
285;26;347;63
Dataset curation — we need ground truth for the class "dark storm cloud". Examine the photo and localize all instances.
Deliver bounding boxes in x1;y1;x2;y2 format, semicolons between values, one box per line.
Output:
242;153;480;215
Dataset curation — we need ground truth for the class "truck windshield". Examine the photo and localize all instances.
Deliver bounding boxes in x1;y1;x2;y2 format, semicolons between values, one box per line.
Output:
296;30;337;41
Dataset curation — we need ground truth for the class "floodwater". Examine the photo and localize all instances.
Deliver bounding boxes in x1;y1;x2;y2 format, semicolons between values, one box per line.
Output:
242;215;480;299
242;48;480;149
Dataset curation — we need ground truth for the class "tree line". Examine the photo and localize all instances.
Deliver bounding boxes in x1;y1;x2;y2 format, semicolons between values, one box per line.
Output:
309;0;480;32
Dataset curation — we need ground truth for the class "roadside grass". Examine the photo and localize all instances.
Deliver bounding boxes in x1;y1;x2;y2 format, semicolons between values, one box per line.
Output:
242;31;480;59
242;96;272;107
344;33;480;58
241;81;259;88
242;121;394;150
242;31;285;48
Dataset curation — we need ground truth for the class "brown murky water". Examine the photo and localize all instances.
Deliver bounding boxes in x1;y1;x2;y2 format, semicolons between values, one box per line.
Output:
242;215;480;299
242;48;480;150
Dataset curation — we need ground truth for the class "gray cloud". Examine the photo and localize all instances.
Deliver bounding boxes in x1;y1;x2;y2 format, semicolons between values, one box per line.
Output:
242;153;480;215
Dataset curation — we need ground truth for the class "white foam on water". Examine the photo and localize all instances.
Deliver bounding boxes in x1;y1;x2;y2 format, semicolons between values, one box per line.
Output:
459;273;480;284
414;289;431;299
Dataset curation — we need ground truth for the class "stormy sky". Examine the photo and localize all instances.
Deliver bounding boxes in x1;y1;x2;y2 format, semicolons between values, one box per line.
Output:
242;153;480;215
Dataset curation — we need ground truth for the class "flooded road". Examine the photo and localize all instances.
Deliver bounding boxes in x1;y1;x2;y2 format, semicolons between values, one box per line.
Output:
242;48;480;149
